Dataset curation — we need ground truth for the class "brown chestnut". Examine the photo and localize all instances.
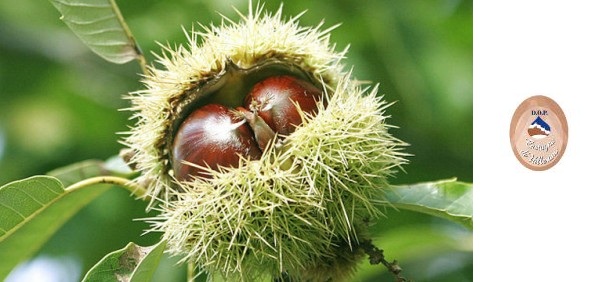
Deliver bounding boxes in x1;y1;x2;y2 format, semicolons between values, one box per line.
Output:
172;104;262;181
244;75;324;136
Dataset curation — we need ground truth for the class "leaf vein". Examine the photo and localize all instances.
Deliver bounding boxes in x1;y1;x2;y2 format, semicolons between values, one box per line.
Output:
64;14;117;26
0;201;26;220
75;27;126;36
50;0;111;9
87;41;132;47
21;182;54;206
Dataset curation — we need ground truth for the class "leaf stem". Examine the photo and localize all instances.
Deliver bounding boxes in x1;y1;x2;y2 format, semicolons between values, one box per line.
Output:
108;0;149;75
137;52;149;76
65;176;149;201
187;261;195;282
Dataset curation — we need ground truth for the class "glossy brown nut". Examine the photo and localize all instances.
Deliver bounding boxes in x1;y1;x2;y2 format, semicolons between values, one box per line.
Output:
244;75;324;136
172;104;262;181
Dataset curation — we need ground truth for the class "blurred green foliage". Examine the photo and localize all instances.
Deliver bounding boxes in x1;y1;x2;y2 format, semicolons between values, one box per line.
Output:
0;0;472;281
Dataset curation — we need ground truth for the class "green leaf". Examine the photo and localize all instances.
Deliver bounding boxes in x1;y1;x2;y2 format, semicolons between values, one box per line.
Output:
355;224;472;281
47;159;106;187
48;0;141;64
47;157;136;187
386;179;473;229
0;175;111;278
82;241;167;282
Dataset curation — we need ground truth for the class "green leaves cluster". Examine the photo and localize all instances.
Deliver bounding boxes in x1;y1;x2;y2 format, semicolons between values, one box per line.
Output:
0;159;164;281
0;157;472;280
0;176;107;277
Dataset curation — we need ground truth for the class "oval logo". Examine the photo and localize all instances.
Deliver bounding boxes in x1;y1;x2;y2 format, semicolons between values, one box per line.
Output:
509;95;568;171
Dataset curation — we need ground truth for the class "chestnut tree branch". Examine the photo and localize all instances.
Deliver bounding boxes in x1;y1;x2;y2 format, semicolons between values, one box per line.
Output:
360;240;407;282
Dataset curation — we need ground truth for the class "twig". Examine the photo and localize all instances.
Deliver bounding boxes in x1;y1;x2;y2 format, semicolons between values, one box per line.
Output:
187;261;195;282
360;239;406;282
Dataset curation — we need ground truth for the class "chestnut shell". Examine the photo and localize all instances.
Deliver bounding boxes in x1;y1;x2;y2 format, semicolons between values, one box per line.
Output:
244;75;324;136
172;104;261;181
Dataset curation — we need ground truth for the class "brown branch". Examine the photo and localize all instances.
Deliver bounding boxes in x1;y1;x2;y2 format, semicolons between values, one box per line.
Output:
360;239;407;282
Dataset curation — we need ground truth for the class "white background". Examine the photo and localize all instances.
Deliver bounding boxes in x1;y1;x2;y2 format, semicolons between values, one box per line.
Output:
475;1;600;281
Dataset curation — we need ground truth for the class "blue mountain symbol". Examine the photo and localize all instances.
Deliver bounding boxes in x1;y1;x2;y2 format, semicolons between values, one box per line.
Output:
531;116;551;132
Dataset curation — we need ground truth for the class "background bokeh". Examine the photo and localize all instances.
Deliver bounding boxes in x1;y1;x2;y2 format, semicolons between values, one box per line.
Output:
0;0;472;281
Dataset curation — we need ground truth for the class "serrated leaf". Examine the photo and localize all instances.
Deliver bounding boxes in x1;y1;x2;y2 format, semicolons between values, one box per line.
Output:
49;0;140;64
47;157;136;187
0;175;112;278
82;241;167;282
47;159;106;187
355;224;472;281
386;179;473;229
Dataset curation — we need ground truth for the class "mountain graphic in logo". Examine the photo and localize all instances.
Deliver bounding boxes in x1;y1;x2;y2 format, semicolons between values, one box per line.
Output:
527;116;551;139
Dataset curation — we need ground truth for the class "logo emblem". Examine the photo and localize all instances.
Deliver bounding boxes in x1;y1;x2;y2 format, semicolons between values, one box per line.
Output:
510;95;568;171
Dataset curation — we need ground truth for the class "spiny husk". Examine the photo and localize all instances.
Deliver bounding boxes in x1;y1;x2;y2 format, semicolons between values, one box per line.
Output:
125;3;408;281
